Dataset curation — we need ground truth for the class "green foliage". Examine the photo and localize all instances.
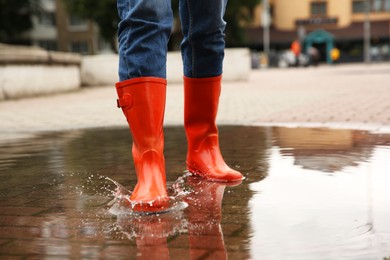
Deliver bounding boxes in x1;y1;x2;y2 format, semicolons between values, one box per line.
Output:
64;0;118;52
0;0;42;44
225;0;261;46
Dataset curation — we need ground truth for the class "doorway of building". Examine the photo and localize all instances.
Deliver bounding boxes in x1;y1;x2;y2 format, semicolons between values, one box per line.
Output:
304;29;334;64
312;42;327;62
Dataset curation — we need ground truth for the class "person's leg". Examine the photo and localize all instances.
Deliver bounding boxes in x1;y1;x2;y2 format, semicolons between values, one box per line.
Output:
117;0;173;80
179;0;243;182
179;0;227;78
116;0;173;209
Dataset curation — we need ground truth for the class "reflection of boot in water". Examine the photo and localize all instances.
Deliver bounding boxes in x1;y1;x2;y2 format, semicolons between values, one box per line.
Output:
115;210;186;259
185;177;241;259
118;217;169;259
136;235;169;260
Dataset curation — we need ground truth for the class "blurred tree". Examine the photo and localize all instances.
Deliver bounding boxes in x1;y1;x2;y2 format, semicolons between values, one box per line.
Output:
224;0;261;46
0;0;42;44
64;0;118;52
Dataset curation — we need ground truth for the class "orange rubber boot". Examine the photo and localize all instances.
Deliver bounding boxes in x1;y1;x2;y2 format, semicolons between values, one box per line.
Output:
184;75;243;182
116;77;168;210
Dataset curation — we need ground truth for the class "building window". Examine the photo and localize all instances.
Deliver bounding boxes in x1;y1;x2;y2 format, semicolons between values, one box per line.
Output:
385;0;390;10
269;4;274;18
311;2;327;16
355;0;390;12
38;12;56;26
372;0;390;11
70;41;89;54
352;0;366;13
372;0;383;11
67;15;89;31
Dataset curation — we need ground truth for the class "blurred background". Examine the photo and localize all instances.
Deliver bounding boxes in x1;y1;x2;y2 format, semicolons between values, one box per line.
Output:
1;0;389;67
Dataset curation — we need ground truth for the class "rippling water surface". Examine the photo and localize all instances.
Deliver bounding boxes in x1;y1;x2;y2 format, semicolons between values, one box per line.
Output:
0;126;389;259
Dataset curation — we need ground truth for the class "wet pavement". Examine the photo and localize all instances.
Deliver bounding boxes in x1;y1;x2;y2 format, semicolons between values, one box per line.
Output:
1;126;390;259
1;63;390;145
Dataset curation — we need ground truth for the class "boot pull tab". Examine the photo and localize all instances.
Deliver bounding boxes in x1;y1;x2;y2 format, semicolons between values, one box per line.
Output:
117;93;133;108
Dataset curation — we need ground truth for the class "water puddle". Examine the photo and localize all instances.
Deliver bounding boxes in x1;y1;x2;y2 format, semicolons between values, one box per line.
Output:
0;126;389;259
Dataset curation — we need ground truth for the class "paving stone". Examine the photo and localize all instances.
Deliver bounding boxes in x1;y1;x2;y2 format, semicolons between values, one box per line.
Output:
1;63;390;145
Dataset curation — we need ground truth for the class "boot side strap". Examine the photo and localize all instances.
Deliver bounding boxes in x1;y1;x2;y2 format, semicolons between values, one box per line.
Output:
117;93;133;108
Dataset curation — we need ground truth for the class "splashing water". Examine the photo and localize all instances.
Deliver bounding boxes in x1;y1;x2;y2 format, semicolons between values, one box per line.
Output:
104;175;192;239
106;174;190;216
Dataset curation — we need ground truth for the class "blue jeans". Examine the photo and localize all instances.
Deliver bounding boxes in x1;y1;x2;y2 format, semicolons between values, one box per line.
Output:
117;0;228;81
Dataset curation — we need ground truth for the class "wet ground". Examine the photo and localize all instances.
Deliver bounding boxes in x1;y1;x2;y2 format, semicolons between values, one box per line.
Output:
0;126;390;259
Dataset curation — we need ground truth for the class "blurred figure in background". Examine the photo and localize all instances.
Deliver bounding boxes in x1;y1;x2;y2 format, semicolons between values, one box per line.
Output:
330;47;340;64
290;39;301;67
308;46;320;66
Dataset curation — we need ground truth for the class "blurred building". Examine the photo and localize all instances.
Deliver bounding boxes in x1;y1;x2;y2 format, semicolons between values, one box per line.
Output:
25;0;108;54
245;0;390;63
